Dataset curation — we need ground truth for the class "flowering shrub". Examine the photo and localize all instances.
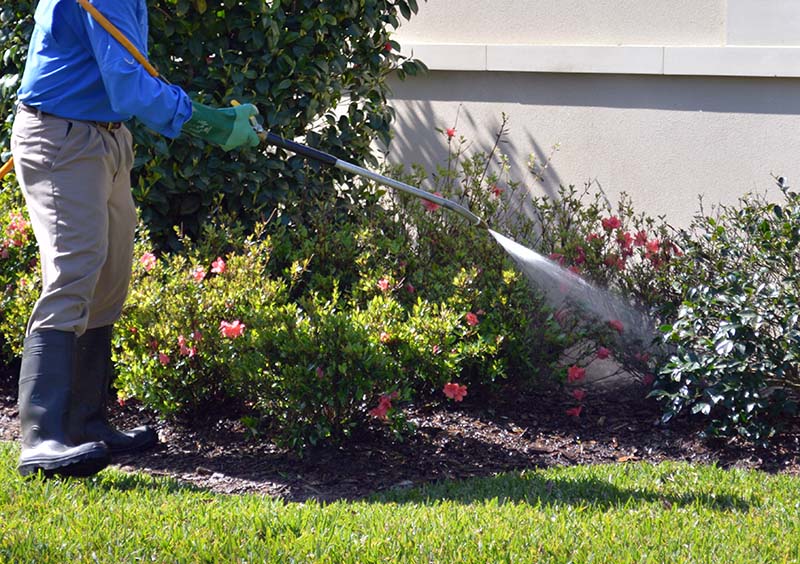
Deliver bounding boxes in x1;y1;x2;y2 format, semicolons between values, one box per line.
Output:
388;114;678;418
0;179;38;362
654;178;800;443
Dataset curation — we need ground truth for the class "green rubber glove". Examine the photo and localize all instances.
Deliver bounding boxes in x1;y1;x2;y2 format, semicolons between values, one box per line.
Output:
182;101;261;151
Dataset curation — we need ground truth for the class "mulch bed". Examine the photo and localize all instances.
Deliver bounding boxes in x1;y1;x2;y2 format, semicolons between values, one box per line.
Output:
2;361;799;501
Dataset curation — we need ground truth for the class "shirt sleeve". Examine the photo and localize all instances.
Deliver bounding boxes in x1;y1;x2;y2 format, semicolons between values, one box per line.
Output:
79;0;192;138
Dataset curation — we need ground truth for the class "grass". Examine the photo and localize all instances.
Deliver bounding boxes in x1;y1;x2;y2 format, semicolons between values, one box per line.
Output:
1;441;799;563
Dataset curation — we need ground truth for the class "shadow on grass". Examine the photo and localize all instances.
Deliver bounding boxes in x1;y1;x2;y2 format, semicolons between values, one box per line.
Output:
376;470;751;513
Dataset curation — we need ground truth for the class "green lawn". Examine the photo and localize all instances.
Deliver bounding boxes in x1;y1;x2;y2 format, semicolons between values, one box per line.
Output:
1;440;799;563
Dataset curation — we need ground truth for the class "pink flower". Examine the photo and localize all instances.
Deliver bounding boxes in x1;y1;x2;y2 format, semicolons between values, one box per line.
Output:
192;266;206;282
571;389;587;402
549;252;566;266
446;128;456;139
140;252;156;272
421;193;443;212
634;351;651;363
574;246;586;265
634;230;648;246
219;319;246;339
316;366;325;380
178;335;195;357
443;382;468;402
646;238;661;254
618;231;633;251
565;405;583;418
377;278;391;292
369;393;396;420
601;216;622;231
596;346;612;360
567;365;586;383
211;256;227;274
158;352;170;366
642;373;656;386
608;319;625;333
465;312;479;326
405;283;415;293
380;331;392;344
191;330;203;342
432;344;441;355
586;233;603;243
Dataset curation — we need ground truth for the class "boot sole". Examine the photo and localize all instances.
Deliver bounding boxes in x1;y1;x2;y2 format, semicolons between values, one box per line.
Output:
19;450;111;479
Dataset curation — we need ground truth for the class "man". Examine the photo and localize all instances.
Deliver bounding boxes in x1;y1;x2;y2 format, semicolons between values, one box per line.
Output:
11;0;260;478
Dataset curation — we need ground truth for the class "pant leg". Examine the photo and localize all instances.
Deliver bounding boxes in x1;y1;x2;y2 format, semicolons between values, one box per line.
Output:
11;106;131;336
86;124;137;330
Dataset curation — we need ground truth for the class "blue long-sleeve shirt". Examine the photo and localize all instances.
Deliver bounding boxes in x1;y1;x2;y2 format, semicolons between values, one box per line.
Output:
17;0;191;138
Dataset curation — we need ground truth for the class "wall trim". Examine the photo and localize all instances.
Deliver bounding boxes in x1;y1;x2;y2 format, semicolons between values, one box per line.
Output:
401;43;800;78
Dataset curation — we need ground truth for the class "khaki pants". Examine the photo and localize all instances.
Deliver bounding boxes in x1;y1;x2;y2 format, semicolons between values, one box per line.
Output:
11;104;137;336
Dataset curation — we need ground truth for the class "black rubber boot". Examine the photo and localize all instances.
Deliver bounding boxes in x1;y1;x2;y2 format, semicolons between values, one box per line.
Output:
69;325;157;455
18;330;110;478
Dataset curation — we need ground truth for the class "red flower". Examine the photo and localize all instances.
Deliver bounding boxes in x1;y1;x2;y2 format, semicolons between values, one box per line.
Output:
574;246;586;265
618;231;633;251
211;256;227;274
642;373;656;386
571;389;587;402
443;382;468;402
608;319;624;333
384;41;393;52
646;238;661;254
465;312;479;326
596;346;612;360
601;216;622;231
158;352;170;366
490;185;504;198
586;233;603;243
369;393;399;420
549;253;566;266
568;265;581;275
405;283;415;293
634;230;648;246
316;366;325;380
422;193;443;212
445;128;456;139
219;319;246;339
565;405;583;418
567;365;586;383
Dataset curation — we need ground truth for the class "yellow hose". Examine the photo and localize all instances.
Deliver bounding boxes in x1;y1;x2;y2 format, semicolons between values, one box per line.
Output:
76;0;161;79
0;158;13;180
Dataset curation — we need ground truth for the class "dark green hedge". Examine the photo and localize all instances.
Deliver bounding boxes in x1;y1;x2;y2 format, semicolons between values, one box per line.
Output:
1;0;425;249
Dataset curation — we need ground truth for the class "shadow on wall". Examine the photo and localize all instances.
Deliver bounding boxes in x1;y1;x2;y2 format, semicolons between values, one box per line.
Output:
381;94;567;201
384;70;800;201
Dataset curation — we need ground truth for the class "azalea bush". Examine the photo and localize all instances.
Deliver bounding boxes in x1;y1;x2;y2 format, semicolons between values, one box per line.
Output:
385;115;681;418
0;175;37;364
653;178;800;443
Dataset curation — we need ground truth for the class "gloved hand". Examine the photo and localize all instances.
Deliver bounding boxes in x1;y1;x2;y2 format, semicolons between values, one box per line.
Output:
182;101;261;151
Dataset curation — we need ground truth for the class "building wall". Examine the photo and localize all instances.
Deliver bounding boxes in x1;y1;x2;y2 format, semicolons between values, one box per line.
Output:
386;1;800;226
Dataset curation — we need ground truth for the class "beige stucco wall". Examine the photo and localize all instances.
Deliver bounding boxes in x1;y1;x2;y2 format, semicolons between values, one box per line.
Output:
397;0;725;46
385;1;800;227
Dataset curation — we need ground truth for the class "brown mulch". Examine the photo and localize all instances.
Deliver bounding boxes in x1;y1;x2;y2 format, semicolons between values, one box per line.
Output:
2;362;799;501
